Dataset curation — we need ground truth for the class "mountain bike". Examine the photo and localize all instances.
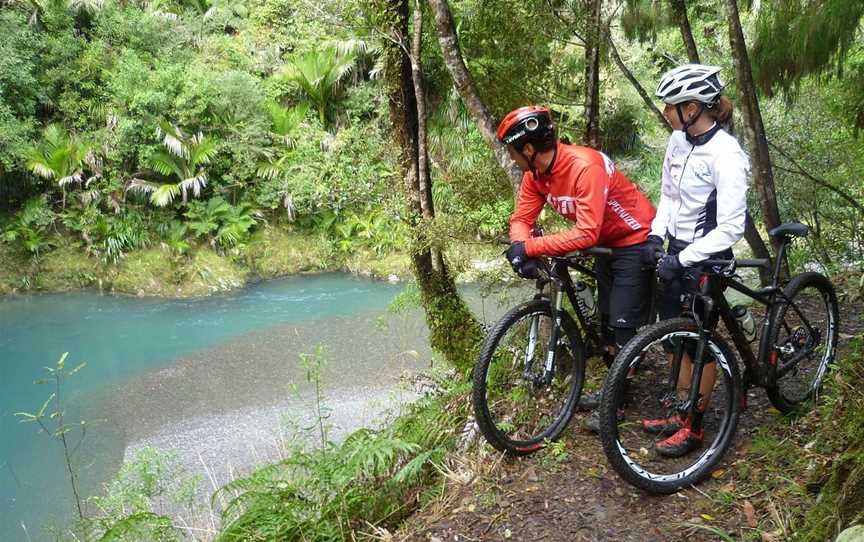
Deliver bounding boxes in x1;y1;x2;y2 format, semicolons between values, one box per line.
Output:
598;223;839;493
472;247;612;455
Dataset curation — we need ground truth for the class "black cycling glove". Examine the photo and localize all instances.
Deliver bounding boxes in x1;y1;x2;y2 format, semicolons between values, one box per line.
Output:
642;235;665;266
504;241;541;279
657;254;684;282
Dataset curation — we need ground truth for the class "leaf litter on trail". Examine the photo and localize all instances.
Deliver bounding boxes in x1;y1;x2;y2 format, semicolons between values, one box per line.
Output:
743;499;757;528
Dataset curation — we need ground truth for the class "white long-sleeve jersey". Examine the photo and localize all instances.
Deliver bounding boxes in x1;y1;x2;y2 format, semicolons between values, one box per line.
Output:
650;126;751;267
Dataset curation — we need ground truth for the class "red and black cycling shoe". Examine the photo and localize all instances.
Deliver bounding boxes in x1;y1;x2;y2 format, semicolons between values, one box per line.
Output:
641;414;684;436
655;426;704;458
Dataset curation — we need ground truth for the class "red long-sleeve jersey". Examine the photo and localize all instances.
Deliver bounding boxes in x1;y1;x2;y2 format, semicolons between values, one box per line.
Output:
510;143;656;257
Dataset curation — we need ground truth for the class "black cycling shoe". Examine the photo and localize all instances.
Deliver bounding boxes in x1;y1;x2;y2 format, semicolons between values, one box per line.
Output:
583;408;623;433
578;390;602;410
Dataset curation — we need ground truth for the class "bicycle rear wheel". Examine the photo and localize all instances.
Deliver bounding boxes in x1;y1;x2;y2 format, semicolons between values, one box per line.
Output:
599;317;741;494
766;272;840;413
472;300;585;455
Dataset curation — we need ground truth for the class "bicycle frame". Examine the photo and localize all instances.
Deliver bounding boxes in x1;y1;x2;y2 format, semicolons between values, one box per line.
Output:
675;235;825;416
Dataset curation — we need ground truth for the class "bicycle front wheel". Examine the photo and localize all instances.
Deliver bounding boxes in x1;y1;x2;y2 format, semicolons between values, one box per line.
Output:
472;300;585;455
599;318;741;494
766;272;840;413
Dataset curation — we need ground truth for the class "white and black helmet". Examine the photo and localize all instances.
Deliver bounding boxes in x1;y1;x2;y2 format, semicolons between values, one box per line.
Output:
656;64;725;105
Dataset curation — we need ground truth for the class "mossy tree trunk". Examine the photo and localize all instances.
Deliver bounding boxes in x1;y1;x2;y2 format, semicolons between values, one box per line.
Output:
379;0;483;373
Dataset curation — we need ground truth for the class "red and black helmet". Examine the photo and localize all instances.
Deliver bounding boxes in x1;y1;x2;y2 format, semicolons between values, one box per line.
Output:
496;106;555;147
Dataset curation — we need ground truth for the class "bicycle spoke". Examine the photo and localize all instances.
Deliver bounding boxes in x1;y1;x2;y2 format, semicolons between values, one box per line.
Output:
601;322;739;491
770;275;838;408
478;307;582;451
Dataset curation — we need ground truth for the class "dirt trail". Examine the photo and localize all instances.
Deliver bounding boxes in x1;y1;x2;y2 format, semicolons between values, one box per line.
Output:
398;295;863;542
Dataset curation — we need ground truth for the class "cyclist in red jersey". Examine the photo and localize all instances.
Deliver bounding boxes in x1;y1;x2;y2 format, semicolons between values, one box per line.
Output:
498;106;657;430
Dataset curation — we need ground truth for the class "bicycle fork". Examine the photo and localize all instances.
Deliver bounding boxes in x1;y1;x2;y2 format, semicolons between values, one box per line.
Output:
523;283;565;388
671;282;721;420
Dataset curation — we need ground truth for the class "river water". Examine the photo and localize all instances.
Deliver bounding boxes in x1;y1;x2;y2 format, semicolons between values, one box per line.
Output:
0;273;515;540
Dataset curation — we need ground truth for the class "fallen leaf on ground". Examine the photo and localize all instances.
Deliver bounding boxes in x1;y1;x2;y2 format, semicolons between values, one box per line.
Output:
743;500;757;528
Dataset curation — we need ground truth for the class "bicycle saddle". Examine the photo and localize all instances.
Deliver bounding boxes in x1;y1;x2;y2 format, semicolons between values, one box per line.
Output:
769;222;809;238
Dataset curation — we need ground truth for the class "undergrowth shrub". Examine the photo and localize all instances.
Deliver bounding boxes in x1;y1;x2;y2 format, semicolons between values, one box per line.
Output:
214;381;466;541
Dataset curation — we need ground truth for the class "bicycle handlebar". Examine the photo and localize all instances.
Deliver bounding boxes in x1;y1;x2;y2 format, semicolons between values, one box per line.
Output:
562;247;613;259
701;258;771;269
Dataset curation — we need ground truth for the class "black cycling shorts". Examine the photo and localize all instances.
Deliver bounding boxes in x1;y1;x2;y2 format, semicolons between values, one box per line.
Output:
657;236;733;320
594;242;653;338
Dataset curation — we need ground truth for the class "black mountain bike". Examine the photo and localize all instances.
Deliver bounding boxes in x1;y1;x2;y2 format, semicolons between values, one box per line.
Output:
598;223;839;493
472;247;612;455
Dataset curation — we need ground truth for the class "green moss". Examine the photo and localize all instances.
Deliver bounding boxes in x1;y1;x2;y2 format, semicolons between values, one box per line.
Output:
109;247;181;296
180;248;249;296
110;247;248;297
0;243;34;294
1;227;415;298
796;337;864;541
345;248;410;280
245;227;335;278
411;253;483;373
34;244;103;291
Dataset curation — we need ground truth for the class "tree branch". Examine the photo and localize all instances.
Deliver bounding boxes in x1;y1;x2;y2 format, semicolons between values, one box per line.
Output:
769;142;864;214
607;33;671;133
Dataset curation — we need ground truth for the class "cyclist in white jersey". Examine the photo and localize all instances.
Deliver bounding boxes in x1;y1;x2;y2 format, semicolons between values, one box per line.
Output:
641;64;751;458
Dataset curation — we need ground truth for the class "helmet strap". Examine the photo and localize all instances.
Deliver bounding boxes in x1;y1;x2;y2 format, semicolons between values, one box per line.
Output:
676;102;706;138
527;149;539;176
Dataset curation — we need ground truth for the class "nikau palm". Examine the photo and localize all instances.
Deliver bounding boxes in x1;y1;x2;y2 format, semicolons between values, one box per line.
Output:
127;122;218;207
278;48;355;127
24;124;98;208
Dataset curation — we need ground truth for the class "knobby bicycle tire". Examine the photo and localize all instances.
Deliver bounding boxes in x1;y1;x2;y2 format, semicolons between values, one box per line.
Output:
599;317;741;494
765;272;840;413
472;300;585;455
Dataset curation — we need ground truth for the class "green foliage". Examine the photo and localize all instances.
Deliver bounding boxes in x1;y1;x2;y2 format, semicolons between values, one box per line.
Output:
84;447;198;541
61;207;151;262
184;196;259;249
3;195;57;255
214;345;462;541
23;124;97;195
0;9;40;172
600;102;642;156
94;513;179;542
620;0;669;43
752;0;864;92
128;122;219;207
752;1;864;130
276;48;356;127
451;0;555;114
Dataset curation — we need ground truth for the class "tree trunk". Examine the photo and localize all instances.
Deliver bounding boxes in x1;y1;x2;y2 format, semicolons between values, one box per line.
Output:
744;212;772;285
607;33;671;133
669;0;700;63
723;0;785;265
427;0;522;194
583;0;602;148
381;0;482;372
409;0;443;271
